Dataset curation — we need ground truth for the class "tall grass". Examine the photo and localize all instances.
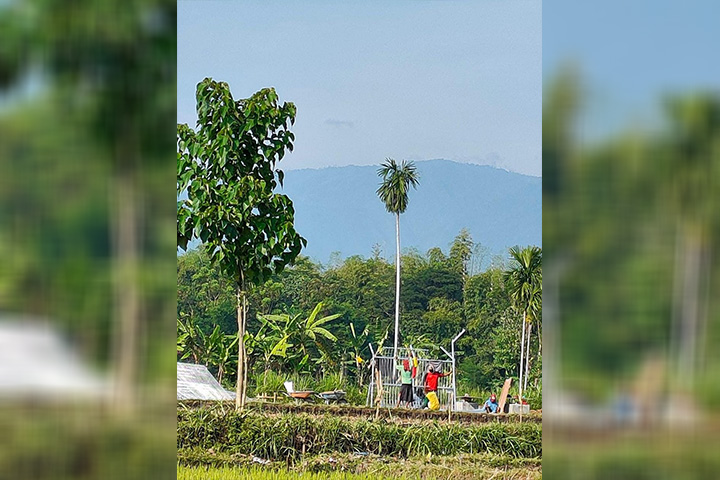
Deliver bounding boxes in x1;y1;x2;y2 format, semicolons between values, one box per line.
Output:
177;406;542;463
252;371;288;396
287;373;314;392
249;370;368;404
313;372;344;393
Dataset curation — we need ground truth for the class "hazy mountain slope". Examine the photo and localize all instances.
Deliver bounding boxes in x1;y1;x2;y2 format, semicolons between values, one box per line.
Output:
280;159;541;263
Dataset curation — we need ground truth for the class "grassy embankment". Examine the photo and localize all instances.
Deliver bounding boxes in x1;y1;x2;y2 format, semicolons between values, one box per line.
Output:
178;403;542;479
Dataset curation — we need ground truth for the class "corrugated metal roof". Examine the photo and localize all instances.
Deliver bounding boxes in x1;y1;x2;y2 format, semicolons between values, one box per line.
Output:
177;362;234;401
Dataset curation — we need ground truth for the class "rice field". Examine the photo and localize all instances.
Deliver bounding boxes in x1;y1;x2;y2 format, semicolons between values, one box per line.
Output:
178;465;391;480
178;453;542;480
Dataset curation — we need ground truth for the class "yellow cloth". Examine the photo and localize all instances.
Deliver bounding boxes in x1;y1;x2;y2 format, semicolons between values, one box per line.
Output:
427;391;439;410
412;357;418;368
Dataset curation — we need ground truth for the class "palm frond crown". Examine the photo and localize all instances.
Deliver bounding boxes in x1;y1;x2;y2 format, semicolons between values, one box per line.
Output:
376;158;420;214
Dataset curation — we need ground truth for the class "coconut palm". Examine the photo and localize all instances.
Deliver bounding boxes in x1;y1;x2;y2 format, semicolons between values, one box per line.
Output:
376;158;420;364
505;246;542;402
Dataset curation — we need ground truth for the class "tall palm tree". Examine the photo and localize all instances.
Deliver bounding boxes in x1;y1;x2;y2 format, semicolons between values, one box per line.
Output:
505;246;542;402
377;158;420;364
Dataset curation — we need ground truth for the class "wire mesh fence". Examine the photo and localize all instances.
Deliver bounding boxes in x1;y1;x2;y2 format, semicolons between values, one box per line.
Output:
367;347;454;409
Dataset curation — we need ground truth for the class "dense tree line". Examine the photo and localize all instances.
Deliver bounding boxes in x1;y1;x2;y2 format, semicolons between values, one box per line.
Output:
177;232;542;394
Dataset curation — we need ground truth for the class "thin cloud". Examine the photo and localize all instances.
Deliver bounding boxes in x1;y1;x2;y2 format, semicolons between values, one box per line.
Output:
325;118;355;128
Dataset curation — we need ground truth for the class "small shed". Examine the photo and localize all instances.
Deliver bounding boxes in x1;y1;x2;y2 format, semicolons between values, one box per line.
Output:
177;362;234;401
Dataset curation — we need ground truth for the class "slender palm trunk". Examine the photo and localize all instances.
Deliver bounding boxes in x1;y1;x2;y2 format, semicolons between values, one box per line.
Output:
524;322;532;391
518;311;526;403
393;212;401;368
537;325;542;361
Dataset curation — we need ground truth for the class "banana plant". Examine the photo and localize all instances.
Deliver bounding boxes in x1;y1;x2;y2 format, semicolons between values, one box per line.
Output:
349;322;370;386
177;314;205;364
260;302;340;374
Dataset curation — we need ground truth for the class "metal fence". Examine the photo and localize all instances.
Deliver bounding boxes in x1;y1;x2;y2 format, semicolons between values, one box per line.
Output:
366;346;455;410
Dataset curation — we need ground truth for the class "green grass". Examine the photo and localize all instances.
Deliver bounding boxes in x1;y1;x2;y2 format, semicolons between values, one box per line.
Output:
178;454;542;480
178;405;542;462
178;465;394;480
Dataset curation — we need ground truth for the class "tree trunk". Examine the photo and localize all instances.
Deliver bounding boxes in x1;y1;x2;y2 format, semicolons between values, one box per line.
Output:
524;322;532;392
236;274;247;410
518;310;526;405
242;291;249;406
111;162;140;416
393;212;401;369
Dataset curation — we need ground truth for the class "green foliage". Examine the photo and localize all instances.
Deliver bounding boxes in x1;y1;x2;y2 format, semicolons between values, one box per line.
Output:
449;228;474;278
287;373;314;393
313;372;345;393
177;78;305;285
257;302;340;375
178;240;543;394
179;453;541;480
177;248;236;335
343;384;368;405
178;78;306;407
376;159;420;216
505;246;542;321
177;316;239;385
178;465;401;480
177;406;542;462
251;371;288;396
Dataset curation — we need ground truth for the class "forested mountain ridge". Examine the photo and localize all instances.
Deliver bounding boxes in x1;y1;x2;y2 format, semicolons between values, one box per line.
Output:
280;159;541;263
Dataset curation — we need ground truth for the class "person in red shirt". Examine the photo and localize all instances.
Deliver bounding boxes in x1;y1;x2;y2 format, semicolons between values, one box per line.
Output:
423;366;452;410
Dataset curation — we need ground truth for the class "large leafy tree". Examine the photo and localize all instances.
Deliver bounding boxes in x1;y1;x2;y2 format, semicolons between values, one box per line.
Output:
505;246;542;400
177;78;305;410
376;158;419;362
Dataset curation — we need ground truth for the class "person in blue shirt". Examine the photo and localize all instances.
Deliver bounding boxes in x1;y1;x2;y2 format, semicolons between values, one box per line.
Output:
483;393;499;413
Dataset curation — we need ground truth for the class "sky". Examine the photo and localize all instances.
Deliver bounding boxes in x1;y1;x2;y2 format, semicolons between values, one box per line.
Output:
177;0;542;177
543;0;720;144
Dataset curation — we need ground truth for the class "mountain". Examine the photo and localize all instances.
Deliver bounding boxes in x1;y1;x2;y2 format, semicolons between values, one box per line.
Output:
279;159;541;264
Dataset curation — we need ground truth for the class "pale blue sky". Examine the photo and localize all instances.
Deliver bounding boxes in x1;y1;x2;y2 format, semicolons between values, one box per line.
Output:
544;0;720;143
178;1;542;176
